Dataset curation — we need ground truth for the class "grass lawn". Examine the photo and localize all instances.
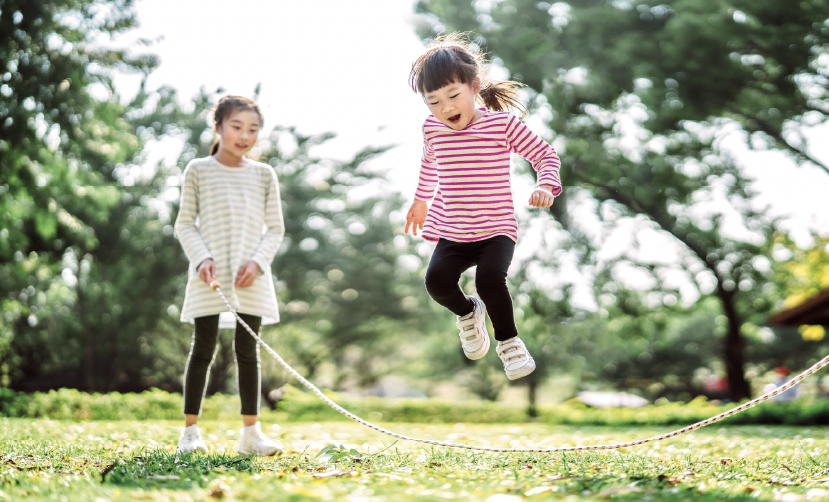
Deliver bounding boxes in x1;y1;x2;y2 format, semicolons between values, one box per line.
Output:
3;418;829;501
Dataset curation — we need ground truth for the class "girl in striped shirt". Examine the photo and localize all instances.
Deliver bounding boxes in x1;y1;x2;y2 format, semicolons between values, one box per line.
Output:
174;96;284;456
405;35;562;380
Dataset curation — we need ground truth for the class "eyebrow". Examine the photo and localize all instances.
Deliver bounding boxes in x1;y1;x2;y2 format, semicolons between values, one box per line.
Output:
228;118;260;126
426;86;461;100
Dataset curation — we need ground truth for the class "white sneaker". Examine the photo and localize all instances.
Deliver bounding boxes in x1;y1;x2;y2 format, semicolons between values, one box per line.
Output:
497;337;536;380
237;422;283;456
455;296;490;360
177;425;207;454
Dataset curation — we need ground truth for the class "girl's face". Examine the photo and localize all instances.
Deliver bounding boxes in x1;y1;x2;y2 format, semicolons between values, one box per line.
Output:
424;79;481;131
216;109;261;156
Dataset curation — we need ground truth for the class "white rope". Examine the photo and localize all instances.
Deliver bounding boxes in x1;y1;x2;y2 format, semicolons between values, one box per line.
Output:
211;282;827;452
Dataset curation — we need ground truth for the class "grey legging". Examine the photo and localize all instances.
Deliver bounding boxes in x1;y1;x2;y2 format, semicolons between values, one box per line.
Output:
183;314;261;416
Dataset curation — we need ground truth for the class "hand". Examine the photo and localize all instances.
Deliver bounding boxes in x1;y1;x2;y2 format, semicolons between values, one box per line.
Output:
198;259;216;284
235;260;260;288
529;185;556;209
404;199;428;236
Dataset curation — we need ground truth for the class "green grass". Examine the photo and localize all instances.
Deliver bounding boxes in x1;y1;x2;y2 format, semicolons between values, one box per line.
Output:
3;418;829;501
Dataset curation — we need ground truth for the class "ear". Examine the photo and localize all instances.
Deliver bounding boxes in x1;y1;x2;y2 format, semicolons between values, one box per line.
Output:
215;123;222;134
472;78;481;94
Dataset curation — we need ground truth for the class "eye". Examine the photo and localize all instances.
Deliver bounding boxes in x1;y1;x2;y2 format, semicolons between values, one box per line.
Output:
429;101;439;106
450;94;459;99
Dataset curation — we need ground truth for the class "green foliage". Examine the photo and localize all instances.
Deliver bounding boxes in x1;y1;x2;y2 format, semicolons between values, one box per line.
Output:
6;387;829;427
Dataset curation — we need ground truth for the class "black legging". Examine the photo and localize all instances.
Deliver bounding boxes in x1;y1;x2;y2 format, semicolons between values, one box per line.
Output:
424;235;518;342
183;314;261;416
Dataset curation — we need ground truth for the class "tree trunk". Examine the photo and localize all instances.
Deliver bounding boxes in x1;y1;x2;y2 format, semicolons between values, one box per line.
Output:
76;253;96;391
605;188;752;402
527;380;538;418
718;286;751;401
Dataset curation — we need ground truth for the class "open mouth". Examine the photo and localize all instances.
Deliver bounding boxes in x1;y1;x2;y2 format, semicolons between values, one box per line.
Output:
447;114;461;124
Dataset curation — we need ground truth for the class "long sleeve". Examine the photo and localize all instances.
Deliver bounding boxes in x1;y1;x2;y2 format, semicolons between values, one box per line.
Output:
505;114;562;195
174;163;213;272
414;133;439;202
249;169;285;274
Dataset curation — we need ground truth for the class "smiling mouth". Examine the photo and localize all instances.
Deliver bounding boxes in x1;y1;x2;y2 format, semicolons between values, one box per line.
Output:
235;144;248;150
448;114;461;124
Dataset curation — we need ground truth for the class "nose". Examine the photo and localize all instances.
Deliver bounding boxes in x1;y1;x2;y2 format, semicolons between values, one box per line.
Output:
240;130;249;140
442;104;455;115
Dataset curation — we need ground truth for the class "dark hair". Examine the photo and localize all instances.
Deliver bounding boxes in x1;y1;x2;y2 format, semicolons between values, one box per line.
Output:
210;95;264;156
409;33;527;117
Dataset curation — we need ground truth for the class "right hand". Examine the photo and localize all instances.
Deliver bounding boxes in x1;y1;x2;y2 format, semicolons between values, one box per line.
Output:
198;258;216;284
404;200;428;236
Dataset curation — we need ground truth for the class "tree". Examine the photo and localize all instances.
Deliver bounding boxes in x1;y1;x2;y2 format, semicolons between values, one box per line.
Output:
414;0;792;400
0;0;191;390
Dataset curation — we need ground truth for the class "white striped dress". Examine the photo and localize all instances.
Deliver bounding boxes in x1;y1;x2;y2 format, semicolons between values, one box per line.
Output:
174;156;284;328
415;109;562;243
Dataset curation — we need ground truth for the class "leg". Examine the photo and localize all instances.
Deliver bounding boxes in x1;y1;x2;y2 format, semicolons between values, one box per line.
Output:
425;239;475;317
183;315;221;422
474;236;518;342
234;314;262;422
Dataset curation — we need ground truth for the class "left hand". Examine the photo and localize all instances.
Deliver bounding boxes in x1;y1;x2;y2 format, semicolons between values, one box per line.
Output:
529;185;556;208
235;260;260;288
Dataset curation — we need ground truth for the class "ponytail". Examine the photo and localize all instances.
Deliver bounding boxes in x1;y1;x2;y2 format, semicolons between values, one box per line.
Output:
478;80;527;117
410;33;527;117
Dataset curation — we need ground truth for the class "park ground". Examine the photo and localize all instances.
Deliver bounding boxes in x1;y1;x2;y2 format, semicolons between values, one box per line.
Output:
3;419;829;501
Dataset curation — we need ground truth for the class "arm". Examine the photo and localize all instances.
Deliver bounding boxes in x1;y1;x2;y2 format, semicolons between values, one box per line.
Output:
505;114;562;207
174;163;213;274
405;135;437;236
249;168;285;274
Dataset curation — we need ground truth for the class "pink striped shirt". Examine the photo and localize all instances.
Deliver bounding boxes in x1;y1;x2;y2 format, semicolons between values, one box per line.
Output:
415;109;562;243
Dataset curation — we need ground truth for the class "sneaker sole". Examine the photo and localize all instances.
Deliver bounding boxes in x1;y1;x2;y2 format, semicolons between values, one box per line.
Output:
506;358;536;380
237;445;283;456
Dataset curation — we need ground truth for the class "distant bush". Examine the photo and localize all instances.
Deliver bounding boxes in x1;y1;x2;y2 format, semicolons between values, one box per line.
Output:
2;387;829;425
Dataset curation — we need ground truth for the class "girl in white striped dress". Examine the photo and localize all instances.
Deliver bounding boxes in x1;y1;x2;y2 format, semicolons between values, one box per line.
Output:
173;96;284;456
405;35;562;380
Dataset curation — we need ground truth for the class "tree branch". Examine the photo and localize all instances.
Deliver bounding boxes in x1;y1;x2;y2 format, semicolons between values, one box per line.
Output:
744;113;829;176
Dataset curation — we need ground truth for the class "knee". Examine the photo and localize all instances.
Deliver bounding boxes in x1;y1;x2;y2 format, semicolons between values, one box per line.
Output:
189;340;217;362
425;267;451;298
475;270;507;297
234;345;260;367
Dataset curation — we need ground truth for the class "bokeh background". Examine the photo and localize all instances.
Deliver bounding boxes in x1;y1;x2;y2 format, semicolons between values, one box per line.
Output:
2;0;829;416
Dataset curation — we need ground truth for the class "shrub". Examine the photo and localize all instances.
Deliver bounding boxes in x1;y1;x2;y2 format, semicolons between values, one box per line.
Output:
2;387;828;426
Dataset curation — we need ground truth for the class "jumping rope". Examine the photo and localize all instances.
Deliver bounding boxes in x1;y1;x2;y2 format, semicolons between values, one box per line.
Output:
209;279;828;452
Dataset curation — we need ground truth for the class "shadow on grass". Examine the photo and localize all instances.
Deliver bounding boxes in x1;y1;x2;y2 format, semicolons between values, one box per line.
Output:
103;448;262;488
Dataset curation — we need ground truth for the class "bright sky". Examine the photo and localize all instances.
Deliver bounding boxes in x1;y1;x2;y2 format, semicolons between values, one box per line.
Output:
113;0;829;307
